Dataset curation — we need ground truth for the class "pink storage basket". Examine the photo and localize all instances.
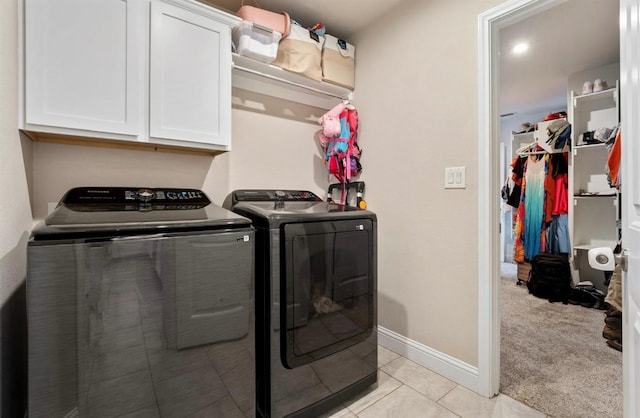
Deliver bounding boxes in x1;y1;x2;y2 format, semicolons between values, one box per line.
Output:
237;0;290;37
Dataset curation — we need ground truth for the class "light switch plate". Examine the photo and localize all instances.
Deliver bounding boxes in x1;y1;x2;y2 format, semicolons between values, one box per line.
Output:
445;166;466;189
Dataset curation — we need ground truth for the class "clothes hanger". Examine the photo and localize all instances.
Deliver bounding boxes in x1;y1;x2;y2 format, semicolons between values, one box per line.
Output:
516;141;545;156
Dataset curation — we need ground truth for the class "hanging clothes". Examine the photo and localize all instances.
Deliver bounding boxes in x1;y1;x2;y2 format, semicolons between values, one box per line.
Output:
550;153;569;215
512;151;569;262
505;156;526;208
545;152;570;254
546;214;570;254
607;128;621;188
512;155;529;262
513;154;541;263
523;155;547;260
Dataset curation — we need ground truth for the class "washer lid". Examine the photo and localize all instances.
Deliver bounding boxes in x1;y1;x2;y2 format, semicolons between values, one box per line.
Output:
32;187;252;241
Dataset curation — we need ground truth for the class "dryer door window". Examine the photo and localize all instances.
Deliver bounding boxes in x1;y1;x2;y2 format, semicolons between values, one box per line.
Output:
281;219;374;369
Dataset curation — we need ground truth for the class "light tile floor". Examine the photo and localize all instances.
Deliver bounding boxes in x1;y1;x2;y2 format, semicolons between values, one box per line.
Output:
325;346;547;418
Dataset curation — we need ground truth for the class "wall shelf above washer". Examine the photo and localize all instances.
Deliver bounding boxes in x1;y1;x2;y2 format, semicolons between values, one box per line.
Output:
231;53;353;109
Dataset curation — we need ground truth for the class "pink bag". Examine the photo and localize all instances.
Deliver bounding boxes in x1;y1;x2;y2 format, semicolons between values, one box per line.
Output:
318;102;346;137
237;0;290;36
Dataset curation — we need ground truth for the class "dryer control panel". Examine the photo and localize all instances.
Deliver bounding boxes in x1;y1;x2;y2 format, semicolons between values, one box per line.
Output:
230;190;322;202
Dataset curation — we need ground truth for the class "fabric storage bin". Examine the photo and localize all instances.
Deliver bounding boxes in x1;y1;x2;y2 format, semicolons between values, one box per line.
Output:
322;34;355;89
232;20;282;63
271;24;324;81
236;4;290;37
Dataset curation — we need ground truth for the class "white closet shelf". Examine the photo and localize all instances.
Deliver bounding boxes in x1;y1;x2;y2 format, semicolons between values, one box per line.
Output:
231;53;353;109
573;194;617;199
573;242;617;251
574;142;607;150
572;84;618;109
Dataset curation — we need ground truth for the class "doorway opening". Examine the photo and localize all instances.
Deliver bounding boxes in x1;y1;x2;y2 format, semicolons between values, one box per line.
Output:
478;0;624;416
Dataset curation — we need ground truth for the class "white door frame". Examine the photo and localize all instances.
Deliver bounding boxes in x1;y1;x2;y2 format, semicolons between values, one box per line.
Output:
477;0;567;397
477;0;636;399
619;1;640;415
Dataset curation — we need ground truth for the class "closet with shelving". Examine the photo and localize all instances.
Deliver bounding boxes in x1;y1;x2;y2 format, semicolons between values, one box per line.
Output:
503;63;622;293
568;80;620;289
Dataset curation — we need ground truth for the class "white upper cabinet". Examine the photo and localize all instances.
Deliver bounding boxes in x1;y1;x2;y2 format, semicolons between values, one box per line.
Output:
24;0;142;135
21;0;240;154
149;1;232;147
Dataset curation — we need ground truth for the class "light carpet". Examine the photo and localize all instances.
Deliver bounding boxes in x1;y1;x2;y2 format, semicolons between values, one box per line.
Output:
499;263;622;418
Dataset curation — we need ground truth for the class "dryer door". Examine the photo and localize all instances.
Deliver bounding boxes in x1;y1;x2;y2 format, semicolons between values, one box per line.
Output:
281;218;374;368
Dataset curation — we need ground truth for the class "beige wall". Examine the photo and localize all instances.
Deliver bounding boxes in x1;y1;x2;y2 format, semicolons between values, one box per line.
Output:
353;0;503;366
1;0;32;414
1;0;32;304
227;90;329;197
30;143;215;219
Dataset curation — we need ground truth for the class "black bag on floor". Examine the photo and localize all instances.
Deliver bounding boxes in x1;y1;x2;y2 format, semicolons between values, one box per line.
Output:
527;253;571;303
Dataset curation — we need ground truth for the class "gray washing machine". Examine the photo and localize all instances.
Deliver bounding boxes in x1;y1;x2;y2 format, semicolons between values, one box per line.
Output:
224;189;377;418
27;187;255;418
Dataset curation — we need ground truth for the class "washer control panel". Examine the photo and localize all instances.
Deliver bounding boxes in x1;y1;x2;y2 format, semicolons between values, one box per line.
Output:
123;189;207;203
60;187;211;210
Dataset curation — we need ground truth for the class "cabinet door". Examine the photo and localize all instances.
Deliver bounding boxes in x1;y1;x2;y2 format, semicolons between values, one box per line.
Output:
25;0;142;135
149;1;232;147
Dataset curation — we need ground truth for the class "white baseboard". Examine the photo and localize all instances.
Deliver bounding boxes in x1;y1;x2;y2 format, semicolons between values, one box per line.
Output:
377;326;481;394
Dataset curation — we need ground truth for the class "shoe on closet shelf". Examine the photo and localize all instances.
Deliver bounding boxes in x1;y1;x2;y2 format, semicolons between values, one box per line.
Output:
593;78;608;92
582;80;594;95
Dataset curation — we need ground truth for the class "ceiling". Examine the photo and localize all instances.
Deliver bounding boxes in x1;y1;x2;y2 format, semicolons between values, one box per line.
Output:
499;0;619;117
202;0;619;117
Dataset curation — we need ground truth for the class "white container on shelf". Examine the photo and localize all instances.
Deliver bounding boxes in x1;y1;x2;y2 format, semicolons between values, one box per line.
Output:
232;20;281;64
